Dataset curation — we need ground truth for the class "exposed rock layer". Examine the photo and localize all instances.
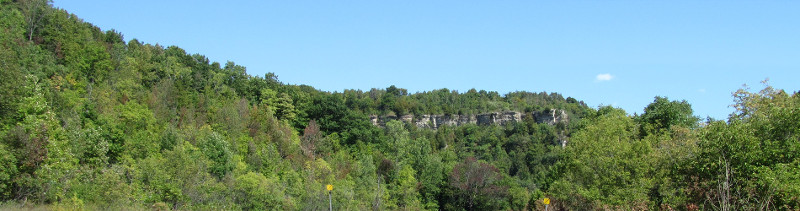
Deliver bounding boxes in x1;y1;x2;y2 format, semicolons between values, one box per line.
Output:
370;110;567;129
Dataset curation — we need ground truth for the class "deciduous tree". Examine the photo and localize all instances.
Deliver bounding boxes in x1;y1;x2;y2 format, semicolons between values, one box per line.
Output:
448;157;507;210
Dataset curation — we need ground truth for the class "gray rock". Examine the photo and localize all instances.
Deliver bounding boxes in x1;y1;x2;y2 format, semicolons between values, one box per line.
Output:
372;110;568;129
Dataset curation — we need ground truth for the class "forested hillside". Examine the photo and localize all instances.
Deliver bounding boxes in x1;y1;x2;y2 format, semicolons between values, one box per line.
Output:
1;1;799;210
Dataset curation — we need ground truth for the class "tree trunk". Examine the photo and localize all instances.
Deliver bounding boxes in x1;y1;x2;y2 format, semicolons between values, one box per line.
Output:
374;176;382;211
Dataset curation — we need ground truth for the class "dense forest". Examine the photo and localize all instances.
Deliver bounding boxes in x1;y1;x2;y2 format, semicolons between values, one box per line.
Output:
1;1;799;210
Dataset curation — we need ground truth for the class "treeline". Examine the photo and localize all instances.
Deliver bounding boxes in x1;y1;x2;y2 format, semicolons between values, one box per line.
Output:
339;85;591;117
1;1;799;210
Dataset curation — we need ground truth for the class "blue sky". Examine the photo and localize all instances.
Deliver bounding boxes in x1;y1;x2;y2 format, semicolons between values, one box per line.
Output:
53;1;800;120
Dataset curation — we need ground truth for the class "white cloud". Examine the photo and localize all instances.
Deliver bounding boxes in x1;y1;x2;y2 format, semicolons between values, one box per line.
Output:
596;73;614;81
698;88;706;93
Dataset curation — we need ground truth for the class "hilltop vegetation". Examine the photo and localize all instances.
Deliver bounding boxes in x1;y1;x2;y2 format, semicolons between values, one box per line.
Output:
1;1;799;210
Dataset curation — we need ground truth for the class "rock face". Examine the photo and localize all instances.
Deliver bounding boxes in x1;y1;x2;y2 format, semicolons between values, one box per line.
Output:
370;110;568;129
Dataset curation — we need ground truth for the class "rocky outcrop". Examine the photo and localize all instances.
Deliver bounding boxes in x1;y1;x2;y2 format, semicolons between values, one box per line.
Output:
370;110;568;129
533;109;568;126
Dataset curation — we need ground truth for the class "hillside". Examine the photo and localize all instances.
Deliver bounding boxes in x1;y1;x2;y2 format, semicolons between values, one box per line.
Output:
1;1;799;210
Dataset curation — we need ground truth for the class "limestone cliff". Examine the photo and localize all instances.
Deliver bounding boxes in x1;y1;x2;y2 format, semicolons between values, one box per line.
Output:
370;110;568;129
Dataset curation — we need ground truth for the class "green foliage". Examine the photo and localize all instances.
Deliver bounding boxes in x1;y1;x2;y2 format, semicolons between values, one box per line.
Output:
270;92;296;121
508;185;531;211
393;165;423;209
234;172;288;210
2;3;799;210
417;153;444;210
551;107;653;209
198;127;234;179
639;96;700;135
686;85;800;210
0;4;26;126
68;166;135;209
0;143;17;200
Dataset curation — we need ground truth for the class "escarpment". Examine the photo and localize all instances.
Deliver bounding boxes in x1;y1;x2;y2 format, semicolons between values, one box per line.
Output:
370;110;568;129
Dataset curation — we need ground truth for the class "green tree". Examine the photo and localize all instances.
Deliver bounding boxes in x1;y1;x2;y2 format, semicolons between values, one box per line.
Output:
687;85;800;210
113;101;158;160
394;165;423;209
272;93;296;121
417;153;444;210
19;0;51;41
550;107;653;209
0;143;17;200
508;185;530;211
3;75;70;202
0;2;26;126
639;96;699;135
198;127;234;179
234;172;288;210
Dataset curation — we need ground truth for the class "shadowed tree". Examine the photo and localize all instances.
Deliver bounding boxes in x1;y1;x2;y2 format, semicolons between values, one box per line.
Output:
448;157;507;210
301;119;322;159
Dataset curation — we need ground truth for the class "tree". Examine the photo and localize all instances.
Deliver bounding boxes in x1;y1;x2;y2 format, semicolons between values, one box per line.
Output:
380;85;410;115
448;157;507;210
639;96;699;135
637;97;703;208
197;127;234;179
394;165;422;209
0;3;25;126
234;172;288;210
301;119;322;159
19;0;51;41
687;85;800;210
550;107;653;209
375;157;394;210
273;93;296;121
0;143;17;200
3;75;60;202
417;153;444;210
384;121;410;165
